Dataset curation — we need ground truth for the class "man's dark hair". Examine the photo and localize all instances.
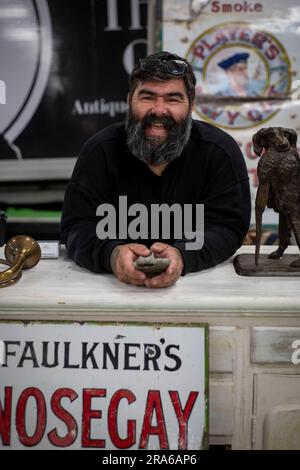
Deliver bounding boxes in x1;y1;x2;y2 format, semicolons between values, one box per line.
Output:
128;51;196;105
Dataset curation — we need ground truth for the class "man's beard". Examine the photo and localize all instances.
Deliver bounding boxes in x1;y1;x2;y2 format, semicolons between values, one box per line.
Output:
125;109;192;166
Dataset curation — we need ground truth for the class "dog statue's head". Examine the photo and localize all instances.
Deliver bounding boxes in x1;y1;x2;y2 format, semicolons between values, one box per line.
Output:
252;127;298;156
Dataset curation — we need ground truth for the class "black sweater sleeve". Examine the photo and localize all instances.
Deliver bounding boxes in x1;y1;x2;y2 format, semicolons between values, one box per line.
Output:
173;143;251;274
60;143;124;273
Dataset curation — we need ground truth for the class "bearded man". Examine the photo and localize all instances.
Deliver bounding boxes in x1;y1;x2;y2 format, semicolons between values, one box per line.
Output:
61;51;251;288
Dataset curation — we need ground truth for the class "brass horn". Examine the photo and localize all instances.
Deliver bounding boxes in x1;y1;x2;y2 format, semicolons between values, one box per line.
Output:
0;235;41;288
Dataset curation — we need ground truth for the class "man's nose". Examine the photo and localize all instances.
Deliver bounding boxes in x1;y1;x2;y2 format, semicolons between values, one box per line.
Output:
151;98;168;116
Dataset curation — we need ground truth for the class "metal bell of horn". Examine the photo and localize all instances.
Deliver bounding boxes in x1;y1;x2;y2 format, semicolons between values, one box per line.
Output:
0;235;41;288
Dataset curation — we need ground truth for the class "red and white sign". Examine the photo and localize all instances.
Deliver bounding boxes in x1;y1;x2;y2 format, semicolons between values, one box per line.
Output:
0;322;208;450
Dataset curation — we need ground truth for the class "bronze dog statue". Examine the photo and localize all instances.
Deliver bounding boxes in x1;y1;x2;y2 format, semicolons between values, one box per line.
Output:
253;127;300;267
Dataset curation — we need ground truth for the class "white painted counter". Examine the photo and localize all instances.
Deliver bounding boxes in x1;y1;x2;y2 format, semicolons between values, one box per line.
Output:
0;246;300;319
1;245;300;450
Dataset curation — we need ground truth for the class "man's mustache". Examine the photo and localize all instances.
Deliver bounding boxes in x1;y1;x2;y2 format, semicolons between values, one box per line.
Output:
141;113;176;131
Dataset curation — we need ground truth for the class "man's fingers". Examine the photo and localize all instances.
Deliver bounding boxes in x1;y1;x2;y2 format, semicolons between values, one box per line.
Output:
129;244;151;257
122;264;146;281
166;258;177;275
112;243;182;288
150;242;169;254
131;268;147;280
123;274;146;286
144;271;179;288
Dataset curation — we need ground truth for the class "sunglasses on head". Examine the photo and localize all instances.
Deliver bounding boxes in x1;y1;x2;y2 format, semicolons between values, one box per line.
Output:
139;58;188;76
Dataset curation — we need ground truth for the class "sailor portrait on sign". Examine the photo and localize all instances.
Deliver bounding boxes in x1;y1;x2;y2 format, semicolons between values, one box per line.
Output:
216;52;265;97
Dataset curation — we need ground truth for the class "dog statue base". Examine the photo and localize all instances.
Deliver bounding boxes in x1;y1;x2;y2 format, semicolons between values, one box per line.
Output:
233;253;300;277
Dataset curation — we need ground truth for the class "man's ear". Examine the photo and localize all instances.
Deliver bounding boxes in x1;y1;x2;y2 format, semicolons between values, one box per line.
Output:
190;99;195;113
286;128;298;148
252;128;267;156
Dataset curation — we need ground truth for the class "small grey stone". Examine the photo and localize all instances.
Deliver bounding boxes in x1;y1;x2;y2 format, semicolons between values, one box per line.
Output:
134;253;170;274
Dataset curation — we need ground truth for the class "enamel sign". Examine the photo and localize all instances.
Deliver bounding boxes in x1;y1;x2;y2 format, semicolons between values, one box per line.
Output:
0;322;208;450
163;0;300;224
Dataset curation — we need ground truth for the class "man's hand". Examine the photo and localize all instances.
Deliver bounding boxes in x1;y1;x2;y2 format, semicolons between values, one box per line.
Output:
110;244;151;286
144;242;184;288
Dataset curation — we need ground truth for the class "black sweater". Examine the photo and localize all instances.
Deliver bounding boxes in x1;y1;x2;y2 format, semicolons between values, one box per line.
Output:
61;120;251;274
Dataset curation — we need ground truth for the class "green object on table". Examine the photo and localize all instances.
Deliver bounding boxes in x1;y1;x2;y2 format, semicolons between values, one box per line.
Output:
6;207;61;219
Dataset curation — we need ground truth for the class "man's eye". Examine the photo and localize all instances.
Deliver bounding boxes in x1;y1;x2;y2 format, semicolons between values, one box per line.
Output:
168;97;182;103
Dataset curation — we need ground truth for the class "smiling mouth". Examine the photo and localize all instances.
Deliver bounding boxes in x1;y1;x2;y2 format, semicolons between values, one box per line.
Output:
145;124;168;138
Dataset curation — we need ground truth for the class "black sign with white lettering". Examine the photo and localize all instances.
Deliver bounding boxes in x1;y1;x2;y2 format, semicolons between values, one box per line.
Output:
0;0;147;159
